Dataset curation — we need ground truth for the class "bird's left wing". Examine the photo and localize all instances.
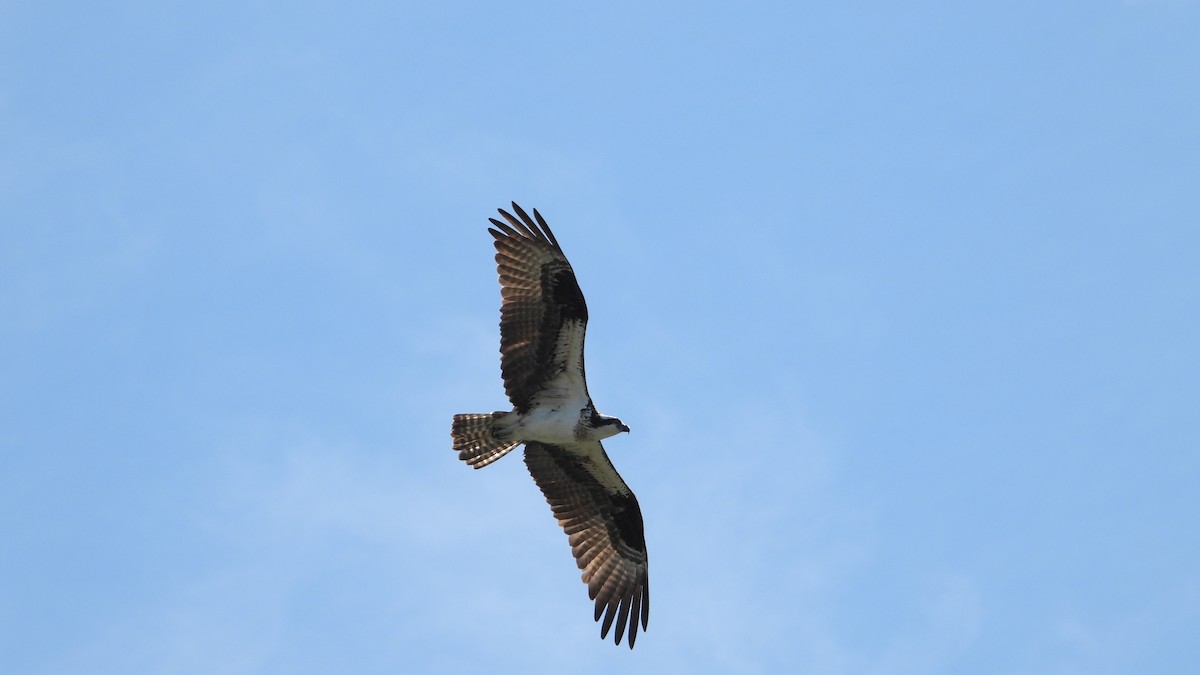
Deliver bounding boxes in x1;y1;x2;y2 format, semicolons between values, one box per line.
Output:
523;441;650;648
489;204;588;412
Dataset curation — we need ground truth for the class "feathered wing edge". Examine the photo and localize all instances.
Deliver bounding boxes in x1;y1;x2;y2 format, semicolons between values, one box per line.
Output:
523;442;650;648
489;202;562;250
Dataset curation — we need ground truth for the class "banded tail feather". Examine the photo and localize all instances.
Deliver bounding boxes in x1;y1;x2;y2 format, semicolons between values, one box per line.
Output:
451;412;520;468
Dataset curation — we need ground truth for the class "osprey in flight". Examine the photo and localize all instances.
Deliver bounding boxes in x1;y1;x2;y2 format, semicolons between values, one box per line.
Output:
451;203;649;648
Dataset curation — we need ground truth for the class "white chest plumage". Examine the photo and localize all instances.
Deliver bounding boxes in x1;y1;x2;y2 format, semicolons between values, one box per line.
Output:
517;401;589;444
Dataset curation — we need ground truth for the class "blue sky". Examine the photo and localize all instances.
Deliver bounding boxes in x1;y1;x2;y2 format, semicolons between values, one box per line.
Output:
2;1;1198;673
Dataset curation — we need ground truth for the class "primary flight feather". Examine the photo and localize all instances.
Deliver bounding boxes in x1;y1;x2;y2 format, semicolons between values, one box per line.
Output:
450;203;649;648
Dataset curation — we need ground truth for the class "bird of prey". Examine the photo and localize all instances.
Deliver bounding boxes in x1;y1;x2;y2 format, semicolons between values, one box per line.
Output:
451;203;649;648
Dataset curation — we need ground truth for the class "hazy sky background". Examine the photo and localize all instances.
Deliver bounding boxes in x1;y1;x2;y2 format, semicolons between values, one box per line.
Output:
3;2;1198;673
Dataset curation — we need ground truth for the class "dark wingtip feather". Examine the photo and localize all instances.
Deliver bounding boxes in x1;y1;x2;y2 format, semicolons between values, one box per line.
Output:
488;218;522;241
509;202;544;241
642;580;650;629
509;202;532;225
600;600;619;641
532;208;561;248
629;587;643;646
496;207;536;238
613;596;630;647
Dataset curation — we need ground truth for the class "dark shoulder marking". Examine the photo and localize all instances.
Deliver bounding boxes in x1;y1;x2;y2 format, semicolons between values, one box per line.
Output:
546;267;587;322
607;491;646;553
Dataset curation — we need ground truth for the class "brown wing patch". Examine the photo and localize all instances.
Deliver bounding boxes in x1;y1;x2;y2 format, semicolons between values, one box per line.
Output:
489;203;588;410
523;442;650;648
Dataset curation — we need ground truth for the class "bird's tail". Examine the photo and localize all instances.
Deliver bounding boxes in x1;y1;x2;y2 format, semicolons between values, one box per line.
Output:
451;412;521;469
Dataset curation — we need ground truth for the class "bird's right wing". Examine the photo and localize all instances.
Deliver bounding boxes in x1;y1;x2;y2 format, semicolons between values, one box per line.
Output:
523;441;650;648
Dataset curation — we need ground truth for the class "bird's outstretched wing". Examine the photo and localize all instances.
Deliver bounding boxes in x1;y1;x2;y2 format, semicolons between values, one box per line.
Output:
488;203;589;412
523;441;650;648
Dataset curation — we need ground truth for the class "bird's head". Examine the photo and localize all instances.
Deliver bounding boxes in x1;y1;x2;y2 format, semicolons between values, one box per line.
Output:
593;413;630;439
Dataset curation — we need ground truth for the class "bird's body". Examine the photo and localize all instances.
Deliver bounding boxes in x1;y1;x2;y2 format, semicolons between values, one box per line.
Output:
450;203;649;648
